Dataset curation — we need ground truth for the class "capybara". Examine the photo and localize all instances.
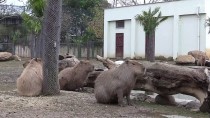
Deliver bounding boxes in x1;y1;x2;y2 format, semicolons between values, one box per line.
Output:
196;55;206;66
17;58;43;96
58;56;80;71
23;60;30;68
94;60;145;106
58;60;94;91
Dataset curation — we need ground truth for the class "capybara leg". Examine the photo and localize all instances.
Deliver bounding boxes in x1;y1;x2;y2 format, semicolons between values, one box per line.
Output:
126;93;133;106
117;89;125;107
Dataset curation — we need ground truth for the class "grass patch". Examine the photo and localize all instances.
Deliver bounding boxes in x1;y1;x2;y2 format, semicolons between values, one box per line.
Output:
135;101;209;118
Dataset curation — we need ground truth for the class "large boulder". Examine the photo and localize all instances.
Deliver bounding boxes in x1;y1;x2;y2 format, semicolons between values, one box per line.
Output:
175;55;195;64
188;50;209;60
0;52;13;61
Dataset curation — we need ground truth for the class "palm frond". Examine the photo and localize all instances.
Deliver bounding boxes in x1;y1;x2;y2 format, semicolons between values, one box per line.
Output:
136;7;168;33
151;7;160;16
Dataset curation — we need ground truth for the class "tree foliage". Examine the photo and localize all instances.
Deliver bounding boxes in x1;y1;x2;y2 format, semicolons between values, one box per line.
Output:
136;7;168;62
135;7;168;33
62;0;108;42
21;13;41;34
27;0;46;17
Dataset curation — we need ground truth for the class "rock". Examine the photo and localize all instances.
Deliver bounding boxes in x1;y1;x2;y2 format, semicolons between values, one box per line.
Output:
200;91;210;113
188;50;209;60
183;101;201;110
155;95;177;106
0;52;13;61
205;60;210;67
175;55;195;64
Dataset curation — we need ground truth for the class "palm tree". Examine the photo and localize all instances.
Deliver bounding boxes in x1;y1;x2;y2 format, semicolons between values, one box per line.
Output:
136;7;168;62
41;0;62;95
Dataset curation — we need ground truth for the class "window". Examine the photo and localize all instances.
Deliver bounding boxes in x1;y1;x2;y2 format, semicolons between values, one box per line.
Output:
116;20;124;28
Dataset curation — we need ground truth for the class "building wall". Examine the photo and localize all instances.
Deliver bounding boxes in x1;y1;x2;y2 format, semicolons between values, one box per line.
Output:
155;17;174;57
205;0;210;49
107;20;131;58
104;0;208;59
135;20;145;57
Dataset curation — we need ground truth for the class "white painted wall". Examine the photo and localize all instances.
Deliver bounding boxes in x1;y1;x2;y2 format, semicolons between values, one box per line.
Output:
107;21;116;58
104;0;209;59
155;17;174;57
135;20;145;58
179;15;199;55
107;20;131;58
205;0;210;49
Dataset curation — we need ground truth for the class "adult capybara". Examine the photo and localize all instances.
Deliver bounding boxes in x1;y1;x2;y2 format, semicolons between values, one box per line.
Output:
58;56;80;71
196;55;206;66
58;60;94;91
94;60;145;106
17;58;43;96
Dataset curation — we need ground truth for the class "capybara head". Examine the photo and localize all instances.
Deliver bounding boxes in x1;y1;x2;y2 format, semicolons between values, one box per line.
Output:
77;60;94;73
124;60;145;76
58;60;68;72
23;58;42;68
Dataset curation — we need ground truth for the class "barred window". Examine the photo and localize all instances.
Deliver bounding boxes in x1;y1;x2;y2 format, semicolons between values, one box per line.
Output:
116;20;124;28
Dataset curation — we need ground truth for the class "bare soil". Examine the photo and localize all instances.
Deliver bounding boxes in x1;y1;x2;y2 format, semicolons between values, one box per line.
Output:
0;59;209;118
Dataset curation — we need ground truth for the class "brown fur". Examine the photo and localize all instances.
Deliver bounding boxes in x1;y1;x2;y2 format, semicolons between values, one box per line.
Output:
58;57;80;72
197;55;206;66
17;58;43;96
94;60;145;106
58;60;94;91
23;60;30;68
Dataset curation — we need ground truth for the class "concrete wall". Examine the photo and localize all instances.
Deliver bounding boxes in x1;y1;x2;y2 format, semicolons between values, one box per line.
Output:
155;17;174;57
107;20;131;58
205;0;210;49
104;0;209;59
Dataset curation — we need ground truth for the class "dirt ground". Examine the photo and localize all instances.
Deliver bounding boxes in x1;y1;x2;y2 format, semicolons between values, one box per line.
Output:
0;59;209;118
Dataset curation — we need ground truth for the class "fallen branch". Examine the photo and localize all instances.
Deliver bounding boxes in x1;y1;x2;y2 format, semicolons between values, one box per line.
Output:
88;55;210;112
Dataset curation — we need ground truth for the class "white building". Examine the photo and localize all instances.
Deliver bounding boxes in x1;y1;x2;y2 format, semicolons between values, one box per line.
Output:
103;0;210;59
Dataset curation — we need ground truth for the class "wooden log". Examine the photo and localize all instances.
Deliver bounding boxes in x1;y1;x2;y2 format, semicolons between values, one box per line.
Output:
91;55;210;112
96;55;117;69
135;63;209;104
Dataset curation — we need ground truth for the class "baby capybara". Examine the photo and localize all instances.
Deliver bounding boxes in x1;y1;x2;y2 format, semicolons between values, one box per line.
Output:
94;60;145;106
58;60;94;91
17;58;43;96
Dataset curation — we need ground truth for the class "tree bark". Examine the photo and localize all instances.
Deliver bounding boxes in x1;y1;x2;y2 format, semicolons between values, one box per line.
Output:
91;55;210;112
29;33;35;58
145;31;155;62
42;0;62;95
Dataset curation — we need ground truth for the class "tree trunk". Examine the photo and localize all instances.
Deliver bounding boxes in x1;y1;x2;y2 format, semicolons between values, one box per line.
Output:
145;31;155;62
29;33;35;58
42;0;62;95
93;55;210;112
